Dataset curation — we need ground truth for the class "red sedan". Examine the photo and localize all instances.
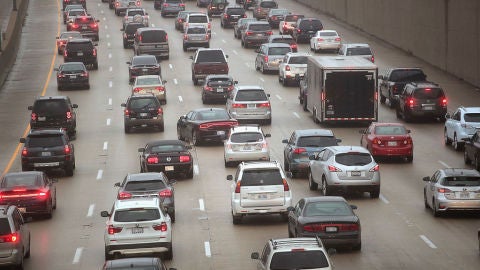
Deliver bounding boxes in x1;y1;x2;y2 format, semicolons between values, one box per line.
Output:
360;122;413;162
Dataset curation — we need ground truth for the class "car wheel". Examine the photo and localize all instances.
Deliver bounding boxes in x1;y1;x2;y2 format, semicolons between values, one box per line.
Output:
370;188;380;199
124;124;131;134
282;77;288;87
93;62;99;70
308;172;318;190
16;249;24;270
193;77;199;85
192;131;200;146
232;213;242;225
85;84;90;90
177;128;184;141
65;163;74;177
45;201;53;219
183;44;187;52
321;177;331;195
224;159;231;168
453;134;463;151
288;226;294;238
352;242;362;251
424;190;429;209
186;169;194;179
464;150;471;164
57;85;63;91
380;94;386;104
158;123;164;132
432;199;441;217
24;237;30;258
444;128;452;145
406;155;413;163
404;110;412;122
303;97;308;112
169;210;175;223
284;159;290;172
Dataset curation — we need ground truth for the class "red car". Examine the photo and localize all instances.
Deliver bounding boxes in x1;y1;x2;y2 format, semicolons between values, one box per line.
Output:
360;122;413;162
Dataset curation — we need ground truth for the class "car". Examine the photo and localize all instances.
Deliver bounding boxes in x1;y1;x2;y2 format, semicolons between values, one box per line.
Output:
287;196;361;250
282;129;341;178
183;13;211;34
253;0;278;20
65;8;88;29
63;4;85;24
338;43;374;63
309;30;342;53
226;161;293;224
63;38;98;70
121;22;145;48
444;106;480;151
0;171;57;219
224;125;271;167
308;146;380;198
242;0;257;10
266;8;290;28
359;122;413;162
114;172;177;222
255;43;292;74
251;236;334;270
54;62;90;90
114;0;140;16
378;67;427;108
0;205;30;270
278;52;309;86
226;85;272;125
122;8;149;29
103;257;176;270
100;197;173;260
56;31;82;55
28;96;78;138
201;74;237;104
138;140;194;179
127;55;162;83
241;21;272;48
20;129;76;176
133;27;170;59
207;0;229;17
174;11;193;31
233;17;256;39
463;130;480;170
183;25;210;51
423;168;480;217
395;81;448;122
160;0;185;17
220;6;246;28
63;0;87;10
196;0;211;8
292;18;323;43
190;48;229;85
121;94;164;133
278;14;304;35
267;34;298;52
132;75;167;104
298;74;308;111
69;15;100;41
176;108;238;146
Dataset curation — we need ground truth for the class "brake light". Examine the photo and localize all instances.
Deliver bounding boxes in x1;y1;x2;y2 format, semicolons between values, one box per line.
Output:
317;38;324;42
224;14;228;19
437;188;452;193
290;44;297;50
245;31;253;36
57;73;66;78
108;225;122;235
234;181;241;193
263;56;268;62
133;87;142;93
157;108;163;115
266;31;273;35
136;0;140;6
328;165;341;172
21;147;28;157
153;222;167;232
369;164;379;172
204;86;213;92
285;65;290;71
165;34;168;41
242;14;247;18
81;71;88;77
138;35;142;42
441;97;447;107
90;23;98;28
232;103;247;108
371;55;375;63
372;138;382;145
283;179;289;191
31;113;37;121
159;189;172;198
66;111;72;119
146;155;159;164
321;92;325;101
64;49;68;57
64;145;71;155
293;148;306;154
403;137;413;145
207;23;211;30
117;191;132;199
335;37;341;41
183;34;188;40
408;98;415;108
227;85;234;91
282;24;288;31
271;16;277;20
115;2;119;7
124;109;130;116
163;3;169;7
93;48;97;56
72;24;79;29
1;233;19;243
155;86;165;91
257;102;270;108
179;155;191;162
179;3;185;7
297;29;301;33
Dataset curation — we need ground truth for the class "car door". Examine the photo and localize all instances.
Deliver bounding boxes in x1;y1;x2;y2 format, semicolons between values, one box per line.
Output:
425;171;439;206
257;243;270;270
283;132;296;164
288;199;304;234
309;149;327;182
255;45;266;68
446;110;461;140
361;124;375;149
13;209;28;256
379;69;391;98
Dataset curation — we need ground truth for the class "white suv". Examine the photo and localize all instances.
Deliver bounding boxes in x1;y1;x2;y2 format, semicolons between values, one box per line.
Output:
183;13;211;34
224;125;271;167
444;106;480;151
100;197;173;260
226;161;292;224
251;236;334;270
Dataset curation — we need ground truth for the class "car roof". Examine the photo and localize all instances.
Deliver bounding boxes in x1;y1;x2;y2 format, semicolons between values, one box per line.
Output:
328;145;369;154
263;43;292;48
304;196;347;203
294;129;335;137
370;122;406;127
269;237;325;250
3;171;44;178
60;62;85;66
459;106;480;113
114;197;160;210
440;168;480;177
67;38;93;43
247;21;270;26
127;172;167;181
241;161;280;169
235;85;264;91
35;95;69;101
191;107;228;113
133;55;157;60
136;27;167;33
344;43;371;48
28;128;67;136
205;74;233;80
106;257;161;268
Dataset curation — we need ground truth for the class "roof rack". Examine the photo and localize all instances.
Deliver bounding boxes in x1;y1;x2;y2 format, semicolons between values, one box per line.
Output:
270;235;323;250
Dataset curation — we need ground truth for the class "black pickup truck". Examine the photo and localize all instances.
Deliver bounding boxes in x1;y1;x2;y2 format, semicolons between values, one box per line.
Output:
379;68;427;108
190;48;229;85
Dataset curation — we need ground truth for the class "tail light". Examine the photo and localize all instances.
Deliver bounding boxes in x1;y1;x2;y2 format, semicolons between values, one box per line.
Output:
66;111;73;119
437;188;452;193
441;97;447;107
207;23;211;30
204;86;213;92
179;155;191;162
293;148;306;154
155;86;165;91
328;165;341;172
285;65;290;71
133;87;142;93
227;85;234;91
234;181;241;193
374;91;378;101
369;164;379;172
242;14;247;18
64;50;68;57
138;35;143;42
372;138;382;145
266;31;273;35
290;44;297;50
81;71;88;77
153;222;167;232
335;37;341;42
136;0;140;6
245;31;253;36
146;155;159;164
282;24;288;31
1;233;19;243
257;102;270;108
124;109;130;117
271;16;277;20
321;92;325;101
165;34;168;41
117;191;132;199
115;2;119;7
157;108;163;115
282;179;289;191
179;3;185;7
31;113;37;121
163;3;169;7
224;14;228;19
232;103;247;108
159;189;172;198
184;23;189;28
64;145;71;155
408;98;415;108
21;147;28;157
317;38;324;42
93;48;97;56
57;73;66;78
72;24;79;29
90;23;98;28
403;137;413;145
183;34;188;40
297;29;301;33
263;56;268;62
371;55;375;63
108;225;122;235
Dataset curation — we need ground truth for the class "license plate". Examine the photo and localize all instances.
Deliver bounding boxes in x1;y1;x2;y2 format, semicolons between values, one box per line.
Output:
217;130;225;136
387;141;398;146
216;88;224;92
70;75;77;79
142;69;149;72
19;208;26;213
131;227;144;234
140;113;149;117
243;146;252;151
257;193;268;199
165;166;174;171
423;106;434;110
351;171;361;176
458;192;470;199
325;226;338;232
247;104;256;108
41;152;51;157
34;162;60;167
38;116;46;121
77;52;83;56
82;26;87;29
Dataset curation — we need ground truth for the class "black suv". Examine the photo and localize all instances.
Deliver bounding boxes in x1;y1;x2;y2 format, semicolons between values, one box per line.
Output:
63;38;98;70
70;16;100;41
28;96;78;138
121;94;164;133
0;205;30;269
20;129;76;176
464;130;480;170
122;22;144;48
395;81;447;122
127;55;162;83
292;18;323;43
220;6;246;28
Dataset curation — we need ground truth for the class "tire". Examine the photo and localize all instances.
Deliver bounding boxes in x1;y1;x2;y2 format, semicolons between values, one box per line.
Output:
164;244;173;260
370;188;380;199
124;124;131;133
396;108;402;119
24;237;30;258
57;85;63;91
308;172;318;190
158;123;164;132
453;134;463;151
303;97;308;112
444;128;452;145
288;226;294;238
186;169;194;179
105;247;114;260
313;109;320;123
380;94;386;104
404;110;412;122
464;150;471;164
424;190;429;209
193;77;199;85
45;201;53;219
93;62;99;70
406;155;413;163
284;159;290;172
123;42;128;49
321;177;331;195
432;199;441;217
177;128;184;141
260;64;266;74
16;249;24;270
192;131;200;146
280;212;289;222
224;159;231;168
232;214;242;225
352;242;362;251
475;156;480;171
282;76;288;86
65;163;74;177
183;45;187;52
169;210;176;223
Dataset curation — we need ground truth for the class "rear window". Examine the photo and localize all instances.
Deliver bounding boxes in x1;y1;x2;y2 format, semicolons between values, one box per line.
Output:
66;41;93;51
271;38;294;44
0;219;11;235
196;50;226;63
374;126;407;135
139;30;167;43
34;100;69;114
230;132;263;143
127;10;145;16
207;78;233;86
442;176;480;187
187;27;207;34
61;63;85;71
136;76;161;85
2;174;40;188
270;250;330;269
69;10;86;16
249;23;271;31
299;19;322;30
297;136;338;147
240;169;283;186
270;9;289;15
132;57;157;65
389;70;426;82
235;90;268;102
268;47;291;55
150;144;185;153
188;15;208;23
304;201;353;217
335;153;372;166
227;8;245;15
128;98;158;109
288;56;308;64
260;1;277;8
114;208;160;222
196;110;230;120
124;180;166;191
464;113;480;123
346;47;372;56
27;135;64;148
412;88;444;99
74;17;94;24
60;32;82;39
125;24;144;34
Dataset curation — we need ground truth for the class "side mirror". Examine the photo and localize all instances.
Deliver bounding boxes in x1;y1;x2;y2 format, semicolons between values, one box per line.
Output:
126;61;131;65
422;176;431;182
350;205;358;210
114;182;121;187
138;147;145;152
287;206;294;211
264;133;271;138
51;178;59;183
286;171;293;178
336;139;342;143
251;252;259;260
227;175;233;181
445;113;451;119
27;105;33;110
309;154;316;160
225;55;229;58
96;19;100;22
281;139;288;144
266;93;270;97
19;138;26;143
100;211;110;217
407;129;411;133
72;104;78;108
121;103;127;107
234;80;238;85
179;115;186;120
120;28;123;31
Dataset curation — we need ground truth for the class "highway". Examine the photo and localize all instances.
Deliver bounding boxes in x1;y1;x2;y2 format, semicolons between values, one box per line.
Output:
0;0;479;269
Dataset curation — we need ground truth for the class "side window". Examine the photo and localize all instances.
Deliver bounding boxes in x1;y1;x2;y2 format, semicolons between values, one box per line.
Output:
13;210;23;230
316;149;326;160
260;243;271;265
452;111;461;121
323;150;333;161
186;111;194;120
235;167;241;181
288;133;296;145
431;171;440;183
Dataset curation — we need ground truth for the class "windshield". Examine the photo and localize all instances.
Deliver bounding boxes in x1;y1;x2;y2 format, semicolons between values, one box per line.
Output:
188;15;208;23
129;98;158;109
34;100;69;114
140;30;167;43
61;63;85;71
374;126;407;135
187;27;207;34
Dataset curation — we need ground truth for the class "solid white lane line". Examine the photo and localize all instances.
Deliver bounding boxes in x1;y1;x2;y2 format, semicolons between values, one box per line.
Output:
438;160;450;168
194;164;199;175
108;98;112;106
169;64;173;69
72;247;84;264
106;118;111;126
103;141;108;151
204;242;211;257
275;94;282;100
232;50;238;55
178;96;183;102
419;235;437;249
199;199;205;211
293;112;300;119
96;170;103;180
173;78;178;85
86;204;95;217
379;194;390;204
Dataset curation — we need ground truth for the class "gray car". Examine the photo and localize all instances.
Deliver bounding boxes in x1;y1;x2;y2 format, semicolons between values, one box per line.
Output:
0;205;30;269
241;21;272;48
226;85;272;125
183;25;210;51
255;43;292;73
160;0;185;17
234;18;256;39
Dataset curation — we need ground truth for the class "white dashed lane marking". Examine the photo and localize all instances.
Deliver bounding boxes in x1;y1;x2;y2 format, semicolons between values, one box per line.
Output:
86;204;95;217
72;247;84;264
204;242;211;257
199;199;205;211
96;170;103;180
420;235;437;249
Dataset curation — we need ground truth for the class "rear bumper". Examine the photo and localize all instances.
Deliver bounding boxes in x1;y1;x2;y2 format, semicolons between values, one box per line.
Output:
370;145;413;157
230;111;271;121
105;242;172;256
232;201;291;216
225;149;270;162
436;197;480;212
0;248;22;266
145;163;193;175
124;118;164;128
297;231;361;248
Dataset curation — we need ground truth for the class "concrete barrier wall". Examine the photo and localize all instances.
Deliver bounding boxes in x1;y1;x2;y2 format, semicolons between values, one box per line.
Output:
0;0;29;88
295;0;480;87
